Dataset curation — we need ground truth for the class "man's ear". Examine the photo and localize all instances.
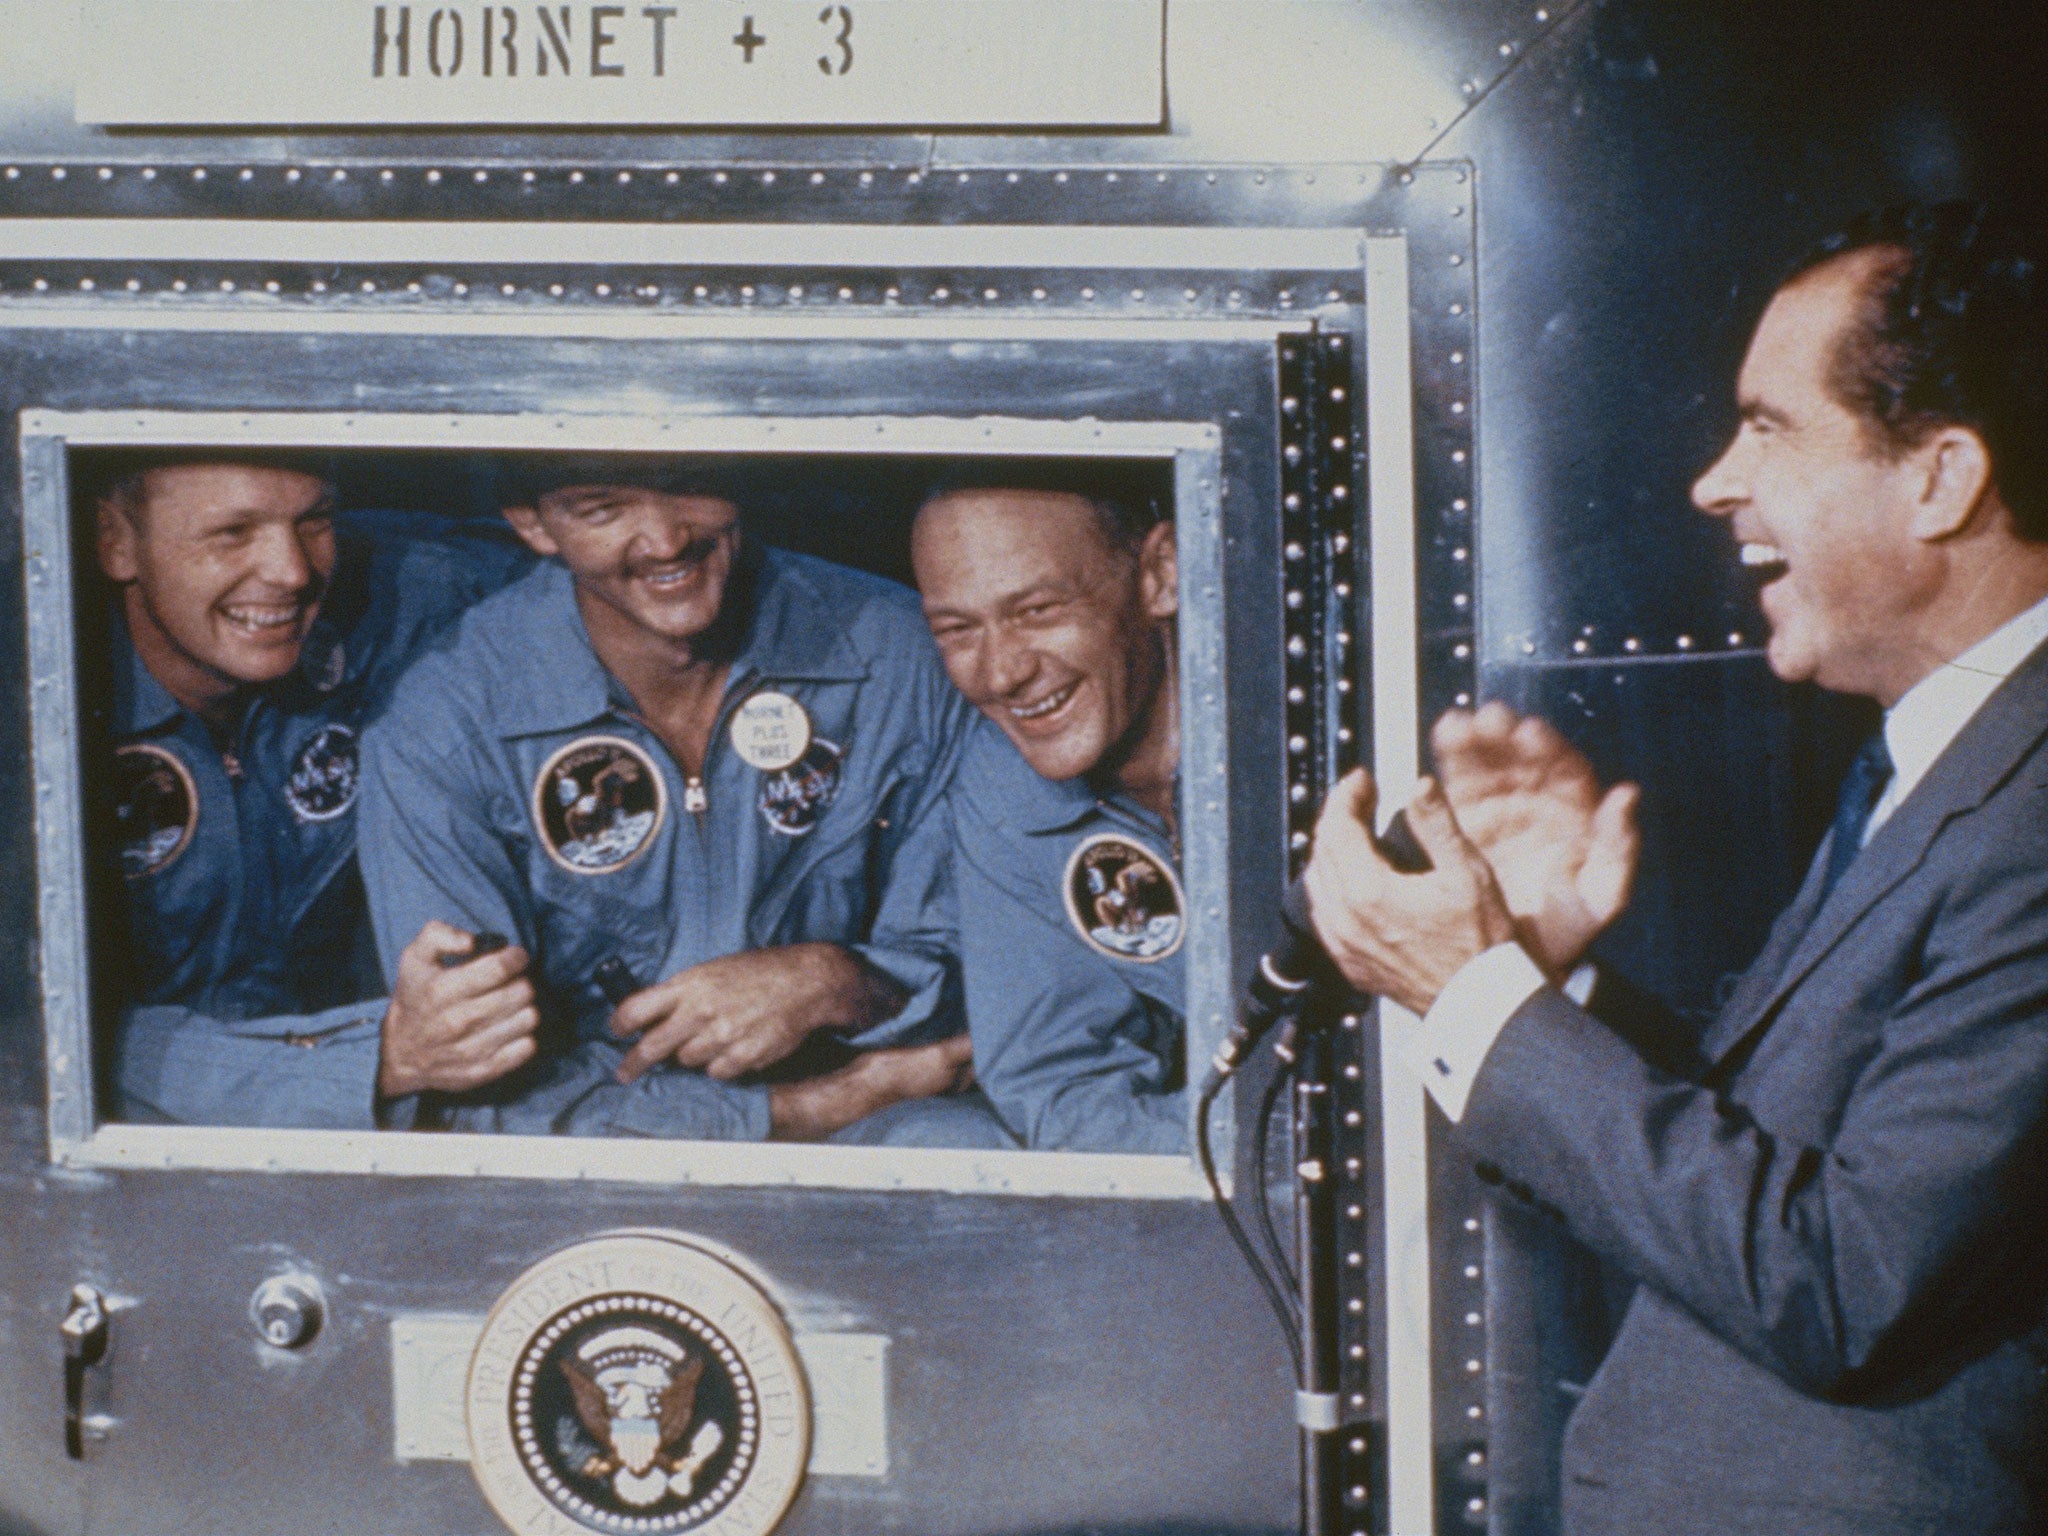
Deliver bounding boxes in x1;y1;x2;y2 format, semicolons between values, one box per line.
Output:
1137;520;1178;620
95;497;140;583
501;503;560;558
1910;426;1995;542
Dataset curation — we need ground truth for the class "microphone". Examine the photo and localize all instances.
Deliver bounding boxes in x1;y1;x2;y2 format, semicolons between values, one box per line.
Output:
1206;809;1432;1088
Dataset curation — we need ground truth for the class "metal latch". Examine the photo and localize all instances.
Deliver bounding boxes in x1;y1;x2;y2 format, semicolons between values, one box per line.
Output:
61;1283;109;1459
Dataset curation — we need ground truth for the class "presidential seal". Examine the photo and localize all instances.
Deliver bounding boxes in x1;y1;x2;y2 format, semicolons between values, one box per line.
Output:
1062;833;1186;962
284;723;359;824
757;739;842;838
467;1233;810;1536
534;737;668;876
113;743;198;879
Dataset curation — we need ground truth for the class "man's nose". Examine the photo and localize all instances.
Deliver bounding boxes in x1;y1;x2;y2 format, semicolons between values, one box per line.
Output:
980;629;1039;699
253;523;314;589
627;503;693;561
1692;438;1746;517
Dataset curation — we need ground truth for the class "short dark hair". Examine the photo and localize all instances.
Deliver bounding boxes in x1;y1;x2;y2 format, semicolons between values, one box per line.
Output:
917;458;1171;553
495;453;750;511
1787;201;2048;540
79;448;339;525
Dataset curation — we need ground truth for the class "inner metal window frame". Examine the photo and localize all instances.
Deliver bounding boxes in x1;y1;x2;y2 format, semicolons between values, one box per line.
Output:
24;406;1228;1201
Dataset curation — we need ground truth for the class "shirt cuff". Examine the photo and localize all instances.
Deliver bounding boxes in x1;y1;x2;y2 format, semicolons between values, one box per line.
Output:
1413;943;1549;1123
1563;961;1597;1006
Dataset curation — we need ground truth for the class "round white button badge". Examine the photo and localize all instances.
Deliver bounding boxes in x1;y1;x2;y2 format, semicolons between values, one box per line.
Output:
729;692;812;773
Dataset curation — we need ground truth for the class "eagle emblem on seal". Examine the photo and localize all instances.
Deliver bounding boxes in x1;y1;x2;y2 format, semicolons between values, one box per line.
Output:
558;1326;727;1510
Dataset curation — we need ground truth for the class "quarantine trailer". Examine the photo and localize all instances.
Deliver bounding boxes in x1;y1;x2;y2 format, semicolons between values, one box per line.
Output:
0;2;2033;1534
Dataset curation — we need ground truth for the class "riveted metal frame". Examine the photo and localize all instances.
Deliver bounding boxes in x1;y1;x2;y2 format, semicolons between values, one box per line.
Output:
1402;170;1494;1536
22;407;1227;1201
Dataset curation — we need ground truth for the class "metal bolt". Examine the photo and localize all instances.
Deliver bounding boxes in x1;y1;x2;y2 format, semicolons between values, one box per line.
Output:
250;1273;324;1350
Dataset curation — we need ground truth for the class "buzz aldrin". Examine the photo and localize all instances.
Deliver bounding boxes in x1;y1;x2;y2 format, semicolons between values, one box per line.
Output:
910;465;1190;1153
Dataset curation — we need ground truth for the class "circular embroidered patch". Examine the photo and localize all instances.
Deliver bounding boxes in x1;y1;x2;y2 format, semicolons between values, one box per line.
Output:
113;743;197;879
533;736;668;875
1061;832;1186;962
728;691;811;773
467;1233;810;1536
756;738;842;838
284;723;359;824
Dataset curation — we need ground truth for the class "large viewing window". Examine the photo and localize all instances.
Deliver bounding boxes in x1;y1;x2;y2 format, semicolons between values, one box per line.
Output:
26;410;1231;1199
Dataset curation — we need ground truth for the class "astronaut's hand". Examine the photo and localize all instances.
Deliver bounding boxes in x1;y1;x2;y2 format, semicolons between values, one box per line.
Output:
377;921;538;1098
767;1033;976;1141
610;943;909;1085
1304;771;1518;1016
1431;703;1640;977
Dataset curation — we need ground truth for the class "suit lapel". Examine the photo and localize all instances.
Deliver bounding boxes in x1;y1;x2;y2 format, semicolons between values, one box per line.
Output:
1702;638;2048;1072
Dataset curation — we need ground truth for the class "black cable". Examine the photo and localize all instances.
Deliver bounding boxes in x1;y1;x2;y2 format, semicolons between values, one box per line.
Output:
1253;1054;1300;1304
1198;1068;1303;1378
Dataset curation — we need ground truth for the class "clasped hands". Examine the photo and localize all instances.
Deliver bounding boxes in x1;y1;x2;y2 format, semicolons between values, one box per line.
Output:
1303;703;1641;1017
376;930;907;1098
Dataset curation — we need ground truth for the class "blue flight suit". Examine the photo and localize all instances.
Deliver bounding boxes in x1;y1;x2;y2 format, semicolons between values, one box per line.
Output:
950;716;1188;1153
110;510;534;1128
358;547;996;1142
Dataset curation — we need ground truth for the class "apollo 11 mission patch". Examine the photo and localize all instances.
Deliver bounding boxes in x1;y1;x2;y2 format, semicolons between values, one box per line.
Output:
533;735;668;875
113;742;197;879
1062;832;1185;962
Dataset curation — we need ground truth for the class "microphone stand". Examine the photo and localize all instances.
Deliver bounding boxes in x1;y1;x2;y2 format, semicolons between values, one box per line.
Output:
1203;811;1426;1536
1278;1013;1344;1536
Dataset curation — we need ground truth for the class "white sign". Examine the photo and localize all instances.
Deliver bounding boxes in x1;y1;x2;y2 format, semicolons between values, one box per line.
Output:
74;0;1165;127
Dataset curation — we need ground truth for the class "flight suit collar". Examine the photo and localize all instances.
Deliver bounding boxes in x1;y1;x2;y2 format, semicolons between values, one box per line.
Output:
1003;735;1178;848
111;615;186;737
491;546;870;740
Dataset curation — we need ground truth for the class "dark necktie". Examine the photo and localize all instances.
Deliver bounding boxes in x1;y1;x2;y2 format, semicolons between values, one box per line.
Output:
1820;732;1894;899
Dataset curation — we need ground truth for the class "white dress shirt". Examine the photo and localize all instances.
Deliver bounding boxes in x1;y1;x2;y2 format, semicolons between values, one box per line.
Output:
1415;592;2048;1122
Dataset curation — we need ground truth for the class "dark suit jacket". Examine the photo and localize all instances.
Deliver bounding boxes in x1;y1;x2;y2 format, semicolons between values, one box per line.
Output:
1459;639;2048;1536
